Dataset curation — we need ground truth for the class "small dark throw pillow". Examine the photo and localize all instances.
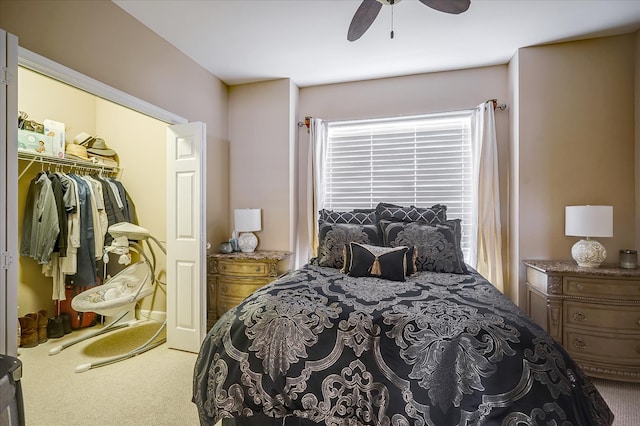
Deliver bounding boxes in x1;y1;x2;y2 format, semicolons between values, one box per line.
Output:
343;243;417;277
346;242;409;282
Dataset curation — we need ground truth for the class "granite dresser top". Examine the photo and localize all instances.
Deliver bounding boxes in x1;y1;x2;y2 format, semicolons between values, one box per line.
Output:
523;259;640;278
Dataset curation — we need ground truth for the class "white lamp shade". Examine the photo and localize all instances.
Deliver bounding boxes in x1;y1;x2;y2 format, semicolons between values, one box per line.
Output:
565;205;613;238
234;208;262;233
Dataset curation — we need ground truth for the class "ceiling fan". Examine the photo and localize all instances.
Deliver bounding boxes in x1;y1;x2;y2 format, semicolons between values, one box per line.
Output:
347;0;471;42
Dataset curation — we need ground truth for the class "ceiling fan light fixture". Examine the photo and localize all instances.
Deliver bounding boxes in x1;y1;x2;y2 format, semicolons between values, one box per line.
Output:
348;0;471;42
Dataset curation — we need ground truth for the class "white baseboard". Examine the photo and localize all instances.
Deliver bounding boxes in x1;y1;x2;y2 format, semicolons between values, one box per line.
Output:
137;309;166;322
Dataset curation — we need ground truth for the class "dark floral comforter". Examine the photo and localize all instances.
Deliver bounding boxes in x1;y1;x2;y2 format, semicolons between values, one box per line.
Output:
193;264;613;425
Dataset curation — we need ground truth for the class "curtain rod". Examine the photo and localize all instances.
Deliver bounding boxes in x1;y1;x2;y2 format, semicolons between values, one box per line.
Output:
297;99;507;128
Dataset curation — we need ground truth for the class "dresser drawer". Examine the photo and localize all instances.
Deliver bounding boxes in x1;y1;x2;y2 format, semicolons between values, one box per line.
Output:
217;259;269;277
564;301;640;332
217;280;267;299
563;276;640;298
564;327;640;365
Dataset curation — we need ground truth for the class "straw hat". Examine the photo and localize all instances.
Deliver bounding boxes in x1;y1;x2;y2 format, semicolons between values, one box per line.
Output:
87;138;116;157
65;143;89;161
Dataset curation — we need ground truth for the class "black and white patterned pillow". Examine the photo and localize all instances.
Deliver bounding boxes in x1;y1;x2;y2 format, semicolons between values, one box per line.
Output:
343;243;417;278
380;219;468;274
375;202;447;224
311;221;382;269
319;209;377;225
344;242;409;282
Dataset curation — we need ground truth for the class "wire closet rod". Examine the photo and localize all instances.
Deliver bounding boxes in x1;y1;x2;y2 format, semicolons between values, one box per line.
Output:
297;98;507;128
18;151;122;180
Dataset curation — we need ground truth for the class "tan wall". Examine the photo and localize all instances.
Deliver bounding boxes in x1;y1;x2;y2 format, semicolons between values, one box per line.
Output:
228;79;296;253
515;34;636;299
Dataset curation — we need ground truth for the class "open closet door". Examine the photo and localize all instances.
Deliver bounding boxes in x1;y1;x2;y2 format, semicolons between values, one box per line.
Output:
166;122;206;353
0;29;19;356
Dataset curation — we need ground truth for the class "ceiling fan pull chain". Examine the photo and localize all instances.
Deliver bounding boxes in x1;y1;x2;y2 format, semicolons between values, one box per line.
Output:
390;0;395;39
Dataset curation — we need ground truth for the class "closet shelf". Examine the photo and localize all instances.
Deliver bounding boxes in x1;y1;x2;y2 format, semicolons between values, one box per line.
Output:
18;151;123;180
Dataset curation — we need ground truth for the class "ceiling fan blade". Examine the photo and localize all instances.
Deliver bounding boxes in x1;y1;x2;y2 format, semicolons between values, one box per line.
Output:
347;0;383;42
418;0;470;14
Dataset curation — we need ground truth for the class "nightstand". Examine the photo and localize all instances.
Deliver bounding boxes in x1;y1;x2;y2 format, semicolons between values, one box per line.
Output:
207;250;291;328
523;259;640;382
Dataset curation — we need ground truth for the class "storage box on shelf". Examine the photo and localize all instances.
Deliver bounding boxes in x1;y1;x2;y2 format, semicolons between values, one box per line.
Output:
523;259;640;382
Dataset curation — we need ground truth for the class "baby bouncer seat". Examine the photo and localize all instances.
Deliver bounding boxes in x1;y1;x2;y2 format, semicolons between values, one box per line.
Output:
49;222;166;373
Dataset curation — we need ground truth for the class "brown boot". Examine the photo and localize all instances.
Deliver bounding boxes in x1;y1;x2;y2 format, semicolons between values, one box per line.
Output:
18;316;38;348
37;310;48;343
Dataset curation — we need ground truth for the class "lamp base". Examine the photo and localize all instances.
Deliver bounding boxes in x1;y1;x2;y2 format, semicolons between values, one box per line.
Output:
571;239;607;268
238;232;258;253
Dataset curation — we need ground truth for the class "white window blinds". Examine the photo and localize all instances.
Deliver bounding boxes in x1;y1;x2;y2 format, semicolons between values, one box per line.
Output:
324;111;474;260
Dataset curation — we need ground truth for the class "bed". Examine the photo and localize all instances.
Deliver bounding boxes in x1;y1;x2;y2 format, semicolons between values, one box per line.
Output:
193;204;614;425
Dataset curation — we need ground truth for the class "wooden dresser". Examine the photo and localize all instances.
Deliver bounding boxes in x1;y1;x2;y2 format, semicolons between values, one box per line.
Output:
207;250;291;329
523;260;640;382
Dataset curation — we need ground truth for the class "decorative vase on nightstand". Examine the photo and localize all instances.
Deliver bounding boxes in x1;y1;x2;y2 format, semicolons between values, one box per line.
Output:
237;232;258;253
571;238;607;268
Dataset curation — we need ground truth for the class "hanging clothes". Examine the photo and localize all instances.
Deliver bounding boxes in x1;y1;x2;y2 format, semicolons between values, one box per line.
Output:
47;172;68;257
96;175;138;245
21;166;137;300
59;174;80;276
84;175;109;253
64;174;97;287
20;172;60;264
49;173;81;300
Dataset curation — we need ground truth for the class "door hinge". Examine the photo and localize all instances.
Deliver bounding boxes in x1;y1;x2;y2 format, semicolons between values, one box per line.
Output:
1;252;13;270
0;66;14;85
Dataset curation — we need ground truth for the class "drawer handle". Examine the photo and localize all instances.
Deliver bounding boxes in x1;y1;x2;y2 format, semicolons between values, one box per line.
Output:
221;265;227;271
576;283;584;291
220;284;228;294
572;312;586;322
573;339;587;350
255;266;261;272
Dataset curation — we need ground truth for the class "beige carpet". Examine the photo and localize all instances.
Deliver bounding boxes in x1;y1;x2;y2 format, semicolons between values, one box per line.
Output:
591;378;640;425
17;321;199;426
16;322;640;425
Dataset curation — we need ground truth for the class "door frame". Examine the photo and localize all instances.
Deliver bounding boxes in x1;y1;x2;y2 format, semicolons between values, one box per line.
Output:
1;29;18;356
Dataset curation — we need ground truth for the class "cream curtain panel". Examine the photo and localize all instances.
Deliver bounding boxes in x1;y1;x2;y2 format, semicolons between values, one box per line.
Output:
470;101;504;292
306;118;327;262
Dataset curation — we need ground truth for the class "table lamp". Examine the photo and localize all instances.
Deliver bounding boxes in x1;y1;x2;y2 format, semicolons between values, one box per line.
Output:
234;208;262;253
565;205;613;267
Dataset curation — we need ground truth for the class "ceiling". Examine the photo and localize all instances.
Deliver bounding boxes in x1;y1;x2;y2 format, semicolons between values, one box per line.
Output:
113;0;640;88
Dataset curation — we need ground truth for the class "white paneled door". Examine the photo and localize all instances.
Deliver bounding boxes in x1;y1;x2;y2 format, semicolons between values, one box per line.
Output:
166;122;207;353
1;29;18;356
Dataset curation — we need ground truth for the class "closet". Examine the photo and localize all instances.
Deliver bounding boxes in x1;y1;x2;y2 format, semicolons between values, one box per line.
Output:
17;66;169;334
2;35;207;356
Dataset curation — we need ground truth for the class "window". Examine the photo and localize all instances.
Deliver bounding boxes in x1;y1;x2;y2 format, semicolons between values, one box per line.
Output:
323;111;474;260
